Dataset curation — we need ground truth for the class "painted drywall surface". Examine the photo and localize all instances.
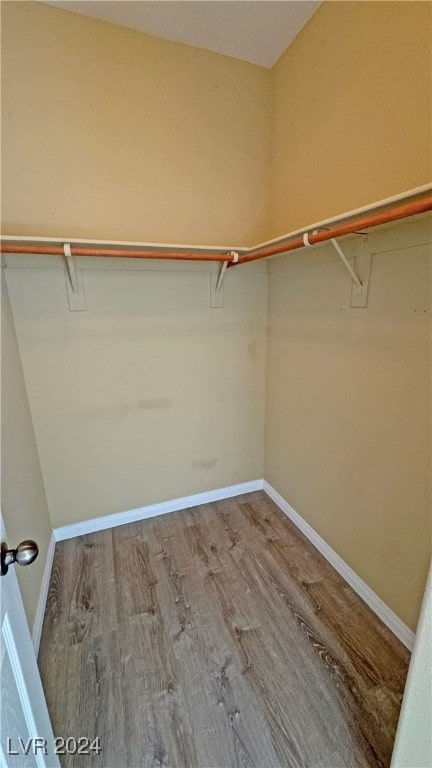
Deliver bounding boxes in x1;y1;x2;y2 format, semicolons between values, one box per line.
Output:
264;216;431;631
270;1;432;238
4;2;430;251
391;564;432;767
1;274;52;630
1;1;270;246
5;258;267;528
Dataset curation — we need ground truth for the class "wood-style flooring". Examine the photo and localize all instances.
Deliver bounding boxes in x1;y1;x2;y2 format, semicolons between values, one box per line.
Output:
38;491;410;768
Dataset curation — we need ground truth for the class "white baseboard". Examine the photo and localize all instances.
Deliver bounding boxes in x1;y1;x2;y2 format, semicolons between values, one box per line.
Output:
32;531;56;655
263;481;415;651
54;479;264;542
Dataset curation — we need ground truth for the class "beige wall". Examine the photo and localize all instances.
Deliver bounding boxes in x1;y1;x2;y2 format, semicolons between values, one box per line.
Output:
1;1;270;246
5;257;267;528
270;1;432;237
1;273;52;629
4;2;430;248
264;216;431;631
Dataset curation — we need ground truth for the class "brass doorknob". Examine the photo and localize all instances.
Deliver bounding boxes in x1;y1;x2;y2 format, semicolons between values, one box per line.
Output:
1;540;39;575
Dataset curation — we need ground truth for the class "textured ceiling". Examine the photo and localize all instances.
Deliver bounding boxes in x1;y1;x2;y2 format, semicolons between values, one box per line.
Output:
42;1;322;68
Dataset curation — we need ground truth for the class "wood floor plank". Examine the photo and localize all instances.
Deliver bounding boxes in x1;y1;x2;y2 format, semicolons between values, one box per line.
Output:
38;492;409;768
148;515;283;768
211;494;407;766
39;531;126;768
112;520;199;768
240;494;409;691
190;503;368;767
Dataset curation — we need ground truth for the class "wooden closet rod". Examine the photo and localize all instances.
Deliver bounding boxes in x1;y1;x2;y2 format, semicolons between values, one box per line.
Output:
230;195;432;267
0;245;236;263
1;191;431;265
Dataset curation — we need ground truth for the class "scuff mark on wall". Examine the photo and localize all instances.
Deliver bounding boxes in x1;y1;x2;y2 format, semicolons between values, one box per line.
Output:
78;398;172;421
192;458;218;470
247;339;260;361
138;398;172;410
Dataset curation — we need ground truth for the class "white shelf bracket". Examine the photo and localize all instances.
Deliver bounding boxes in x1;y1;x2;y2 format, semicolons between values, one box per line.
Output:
303;231;371;308
64;243;78;293
330;238;363;290
330;238;372;308
210;251;238;308
63;243;86;311
215;261;228;293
